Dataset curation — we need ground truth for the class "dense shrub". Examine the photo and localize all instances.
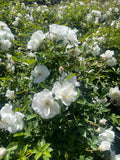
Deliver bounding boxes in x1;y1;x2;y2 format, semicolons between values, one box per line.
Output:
0;0;120;159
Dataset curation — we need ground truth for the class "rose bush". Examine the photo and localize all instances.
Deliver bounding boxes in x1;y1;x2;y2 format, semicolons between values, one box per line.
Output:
0;0;120;159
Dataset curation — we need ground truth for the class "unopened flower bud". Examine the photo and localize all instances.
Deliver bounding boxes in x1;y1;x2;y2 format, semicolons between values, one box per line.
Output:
99;118;107;125
59;66;64;74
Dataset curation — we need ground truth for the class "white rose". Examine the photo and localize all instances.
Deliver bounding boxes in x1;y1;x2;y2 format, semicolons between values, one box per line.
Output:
108;86;120;100
47;24;79;48
92;45;101;56
98;127;115;143
106;57;117;67
100;50;114;59
99;141;111;151
27;30;45;51
5;90;15;99
52;79;78;106
31;64;50;83
32;89;60;119
0;103;24;133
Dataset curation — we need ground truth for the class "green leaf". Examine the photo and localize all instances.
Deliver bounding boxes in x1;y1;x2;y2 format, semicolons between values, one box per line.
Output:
79;155;85;160
42;155;49;160
35;152;42;160
66;73;76;80
40;144;50;152
91;136;98;144
24;59;36;65
4;153;10;160
47;147;53;152
91;144;98;150
13;132;25;137
77;99;86;105
26;149;37;156
6;142;18;151
21;156;27;160
43;150;51;157
23;144;29;154
26;114;37;121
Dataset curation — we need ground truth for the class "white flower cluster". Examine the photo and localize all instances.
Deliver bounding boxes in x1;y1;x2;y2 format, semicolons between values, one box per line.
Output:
98;127;115;151
0;21;14;51
32;76;78;119
27;24;79;51
100;50;117;67
12;17;20;26
52;79;78;106
87;10;101;23
0;103;24;133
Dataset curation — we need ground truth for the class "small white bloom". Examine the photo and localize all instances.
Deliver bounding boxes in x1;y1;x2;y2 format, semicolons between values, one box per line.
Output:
27;52;35;57
12;17;20;26
100;50;114;59
0;147;6;158
31;64;50;83
21;3;25;8
1;39;11;51
66;47;80;57
108;86;120;100
91;10;101;18
5;90;14;99
0;103;24;133
95;17;99;23
98;127;115;143
106;57;117;66
111;21;115;27
87;14;93;22
59;66;64;74
7;54;14;63
114;8;119;13
99;118;107;125
17;13;22;18
99;141;111;151
7;63;15;72
32;89;60;119
106;11;111;16
27;30;45;51
52;79;78;106
92;45;101;56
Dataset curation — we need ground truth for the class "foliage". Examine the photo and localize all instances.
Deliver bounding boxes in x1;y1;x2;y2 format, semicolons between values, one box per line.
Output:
0;0;120;159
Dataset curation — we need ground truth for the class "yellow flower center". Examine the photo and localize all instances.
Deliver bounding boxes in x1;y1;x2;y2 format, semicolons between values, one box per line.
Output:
44;100;51;106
